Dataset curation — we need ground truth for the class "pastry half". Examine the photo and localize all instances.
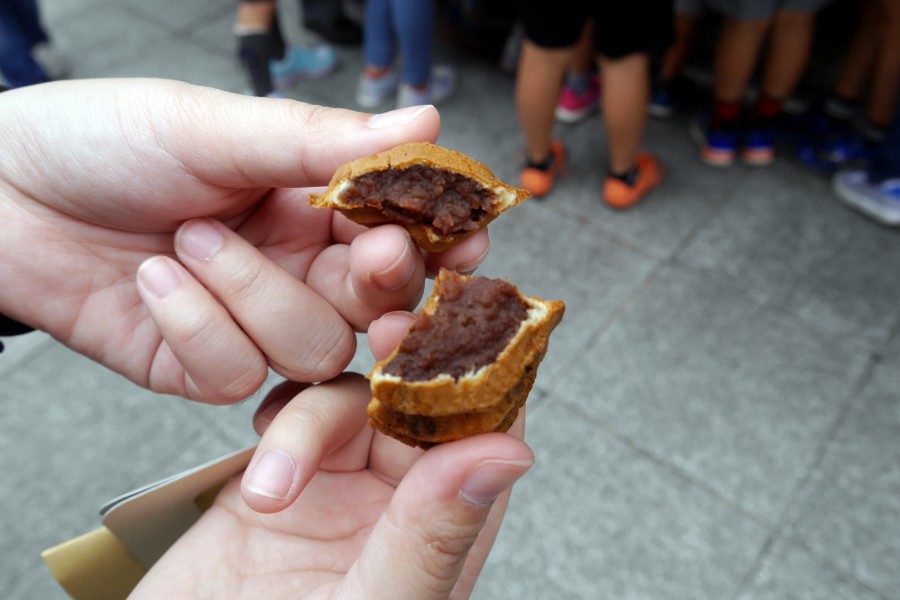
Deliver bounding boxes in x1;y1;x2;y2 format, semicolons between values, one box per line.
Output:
309;142;530;252
368;269;565;448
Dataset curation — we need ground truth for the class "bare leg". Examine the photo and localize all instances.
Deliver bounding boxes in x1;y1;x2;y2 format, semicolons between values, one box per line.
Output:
833;0;879;102
713;17;770;102
601;52;649;173
760;10;817;101
568;20;595;76
236;1;276;30
659;13;700;83
868;0;900;125
516;39;573;164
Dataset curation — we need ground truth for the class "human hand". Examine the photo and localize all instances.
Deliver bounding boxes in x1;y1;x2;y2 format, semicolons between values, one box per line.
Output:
129;372;532;599
0;79;489;402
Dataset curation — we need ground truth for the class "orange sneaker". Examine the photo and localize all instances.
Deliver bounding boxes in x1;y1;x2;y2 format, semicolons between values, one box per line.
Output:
602;152;663;210
520;140;566;198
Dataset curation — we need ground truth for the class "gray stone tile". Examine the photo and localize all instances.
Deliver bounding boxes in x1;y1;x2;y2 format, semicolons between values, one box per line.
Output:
46;3;173;77
678;159;900;348
734;536;887;600
552;264;869;522
781;358;900;598
116;0;235;33
475;401;769;599
0;343;249;596
475;199;660;385
0;332;54;380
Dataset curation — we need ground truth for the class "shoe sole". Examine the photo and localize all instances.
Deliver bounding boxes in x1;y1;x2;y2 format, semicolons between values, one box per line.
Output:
833;176;900;226
689;118;735;167
742;148;774;167
555;105;599;124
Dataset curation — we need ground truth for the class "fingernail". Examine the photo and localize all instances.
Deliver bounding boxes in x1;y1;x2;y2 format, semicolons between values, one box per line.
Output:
371;237;416;291
180;219;225;261
243;449;296;501
367;105;432;129
455;239;491;275
459;459;533;506
138;257;182;299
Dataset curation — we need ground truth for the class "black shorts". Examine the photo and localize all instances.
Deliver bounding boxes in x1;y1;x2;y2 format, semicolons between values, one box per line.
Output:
519;0;674;59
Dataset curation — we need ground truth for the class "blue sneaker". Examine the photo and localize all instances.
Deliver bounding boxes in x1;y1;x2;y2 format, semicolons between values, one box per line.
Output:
742;126;775;166
690;113;738;167
797;131;874;173
833;169;900;225
649;82;677;119
270;44;337;91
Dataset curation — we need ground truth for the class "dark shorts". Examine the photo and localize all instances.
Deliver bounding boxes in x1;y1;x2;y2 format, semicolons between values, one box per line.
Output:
519;0;674;59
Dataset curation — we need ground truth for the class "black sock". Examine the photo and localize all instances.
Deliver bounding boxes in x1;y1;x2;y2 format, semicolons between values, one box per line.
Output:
609;166;638;186
527;152;555;171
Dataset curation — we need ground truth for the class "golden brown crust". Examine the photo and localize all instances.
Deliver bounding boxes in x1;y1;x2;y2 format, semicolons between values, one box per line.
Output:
309;142;530;253
366;269;564;448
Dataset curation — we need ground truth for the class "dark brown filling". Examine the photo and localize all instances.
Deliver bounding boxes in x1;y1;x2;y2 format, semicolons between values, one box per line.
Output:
383;272;529;381
340;164;495;235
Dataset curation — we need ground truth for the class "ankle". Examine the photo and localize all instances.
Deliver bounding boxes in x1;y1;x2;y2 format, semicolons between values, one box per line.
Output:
364;66;392;79
608;165;638;186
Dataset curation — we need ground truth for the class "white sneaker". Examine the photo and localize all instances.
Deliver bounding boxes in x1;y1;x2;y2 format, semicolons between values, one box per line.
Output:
356;69;400;108
396;65;456;109
833;169;900;226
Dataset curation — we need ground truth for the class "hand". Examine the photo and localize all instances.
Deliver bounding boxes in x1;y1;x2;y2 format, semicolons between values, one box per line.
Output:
0;79;489;402
129;373;532;600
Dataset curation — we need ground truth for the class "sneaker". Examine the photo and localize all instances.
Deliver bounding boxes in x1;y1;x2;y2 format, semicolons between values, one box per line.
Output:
555;73;600;124
270;44;337;90
396;65;456;108
356;68;400;108
690;113;738;167
649;81;677;119
520;140;566;198
602;152;662;210
741;126;775;166
797;128;874;173
833;169;900;225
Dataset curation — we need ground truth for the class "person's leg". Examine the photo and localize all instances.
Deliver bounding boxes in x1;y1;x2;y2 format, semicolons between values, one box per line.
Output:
391;0;434;87
235;1;284;97
866;0;900;129
868;92;900;182
518;39;573;166
515;2;583;197
300;0;361;45
12;0;49;48
601;53;650;175
832;0;879;107
595;0;669;208
356;0;399;107
0;0;49;87
556;20;599;124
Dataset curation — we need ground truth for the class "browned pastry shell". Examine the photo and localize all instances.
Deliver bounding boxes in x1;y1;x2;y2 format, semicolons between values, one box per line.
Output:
367;270;565;448
309;142;530;252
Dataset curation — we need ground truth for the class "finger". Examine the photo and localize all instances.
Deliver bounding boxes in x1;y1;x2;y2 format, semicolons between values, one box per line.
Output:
253;380;312;436
175;218;356;382
136;256;269;404
240;373;372;513
424;228;491;277
367;311;416;361
341;434;534;600
304;225;426;332
159;88;442;191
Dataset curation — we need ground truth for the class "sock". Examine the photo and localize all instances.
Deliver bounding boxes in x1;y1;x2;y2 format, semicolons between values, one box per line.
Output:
609;166;638;186
527;152;556;171
237;24;286;97
565;71;591;96
711;99;741;129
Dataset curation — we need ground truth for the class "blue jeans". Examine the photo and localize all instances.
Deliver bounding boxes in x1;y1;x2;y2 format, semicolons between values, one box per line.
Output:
0;0;50;87
869;92;900;182
363;0;433;86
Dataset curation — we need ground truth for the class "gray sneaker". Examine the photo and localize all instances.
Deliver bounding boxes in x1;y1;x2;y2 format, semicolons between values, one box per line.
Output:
396;65;456;109
833;169;900;226
356;69;400;108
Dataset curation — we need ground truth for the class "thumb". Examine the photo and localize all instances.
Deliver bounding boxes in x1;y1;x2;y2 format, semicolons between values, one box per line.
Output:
342;434;534;600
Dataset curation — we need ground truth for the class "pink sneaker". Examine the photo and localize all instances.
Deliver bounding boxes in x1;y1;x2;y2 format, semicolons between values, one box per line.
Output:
555;73;600;124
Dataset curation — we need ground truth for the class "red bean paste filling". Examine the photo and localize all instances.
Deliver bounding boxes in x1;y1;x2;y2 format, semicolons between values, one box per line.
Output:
340;164;495;235
384;273;529;381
